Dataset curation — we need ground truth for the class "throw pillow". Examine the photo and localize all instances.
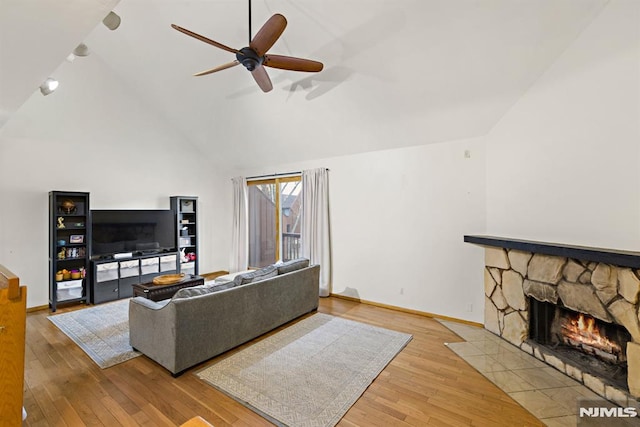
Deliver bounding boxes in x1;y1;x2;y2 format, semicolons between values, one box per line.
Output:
233;273;250;286
277;258;310;275
171;286;212;300
252;265;278;282
204;280;236;292
233;265;278;286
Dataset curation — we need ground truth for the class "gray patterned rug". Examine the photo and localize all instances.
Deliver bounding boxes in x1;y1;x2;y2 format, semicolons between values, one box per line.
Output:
48;299;140;368
197;313;412;427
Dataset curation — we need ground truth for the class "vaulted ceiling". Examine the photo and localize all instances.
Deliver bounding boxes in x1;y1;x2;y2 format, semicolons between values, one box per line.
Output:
1;0;610;168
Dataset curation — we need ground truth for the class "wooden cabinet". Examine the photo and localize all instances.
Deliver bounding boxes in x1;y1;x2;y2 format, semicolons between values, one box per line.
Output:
49;191;90;311
171;196;199;275
0;264;27;425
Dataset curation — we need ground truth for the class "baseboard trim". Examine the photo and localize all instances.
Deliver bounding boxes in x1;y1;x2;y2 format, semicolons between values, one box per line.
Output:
329;293;483;328
27;305;49;313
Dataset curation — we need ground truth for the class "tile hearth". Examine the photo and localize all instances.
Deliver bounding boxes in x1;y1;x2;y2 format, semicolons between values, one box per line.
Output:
440;320;611;427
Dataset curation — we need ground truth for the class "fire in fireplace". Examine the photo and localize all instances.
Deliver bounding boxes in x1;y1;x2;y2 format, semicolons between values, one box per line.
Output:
529;298;631;392
554;311;626;365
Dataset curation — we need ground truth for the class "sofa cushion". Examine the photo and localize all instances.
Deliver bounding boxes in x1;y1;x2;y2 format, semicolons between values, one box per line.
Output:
233;265;278;286
277;258;310;275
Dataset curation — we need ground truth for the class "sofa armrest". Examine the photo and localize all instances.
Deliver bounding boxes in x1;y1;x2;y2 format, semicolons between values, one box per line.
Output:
129;296;179;373
130;296;170;310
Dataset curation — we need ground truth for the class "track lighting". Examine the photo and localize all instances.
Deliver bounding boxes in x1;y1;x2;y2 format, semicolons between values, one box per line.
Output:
102;11;121;30
40;78;59;96
73;43;90;57
67;43;90;62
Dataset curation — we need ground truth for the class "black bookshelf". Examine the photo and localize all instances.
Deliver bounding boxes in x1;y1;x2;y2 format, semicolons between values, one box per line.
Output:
49;191;91;311
171;196;199;275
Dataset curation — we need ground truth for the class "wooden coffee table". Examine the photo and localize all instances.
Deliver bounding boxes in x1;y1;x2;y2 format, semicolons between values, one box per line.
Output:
132;274;204;301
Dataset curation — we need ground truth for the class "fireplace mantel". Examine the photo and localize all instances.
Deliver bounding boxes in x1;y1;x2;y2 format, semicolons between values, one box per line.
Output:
464;235;640;269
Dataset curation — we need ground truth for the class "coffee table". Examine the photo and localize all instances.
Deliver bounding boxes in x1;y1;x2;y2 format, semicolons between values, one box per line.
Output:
132;274;204;301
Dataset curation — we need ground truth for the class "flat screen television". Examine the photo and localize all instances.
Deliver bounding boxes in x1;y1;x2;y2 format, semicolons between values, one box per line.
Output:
91;210;176;258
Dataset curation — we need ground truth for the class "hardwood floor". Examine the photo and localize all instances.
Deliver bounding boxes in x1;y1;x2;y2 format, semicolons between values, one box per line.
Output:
23;297;544;426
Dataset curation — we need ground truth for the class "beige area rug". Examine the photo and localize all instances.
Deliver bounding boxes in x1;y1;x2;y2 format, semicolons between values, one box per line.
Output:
48;299;141;368
197;313;412;427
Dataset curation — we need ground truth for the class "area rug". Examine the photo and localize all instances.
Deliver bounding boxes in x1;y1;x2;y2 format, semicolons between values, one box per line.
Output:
48;299;140;368
196;313;412;427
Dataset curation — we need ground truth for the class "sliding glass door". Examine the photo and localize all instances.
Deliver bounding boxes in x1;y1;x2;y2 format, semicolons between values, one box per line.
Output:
247;176;302;268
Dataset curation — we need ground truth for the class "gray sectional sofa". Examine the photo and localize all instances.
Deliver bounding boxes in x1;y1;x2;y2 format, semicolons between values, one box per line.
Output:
129;259;319;375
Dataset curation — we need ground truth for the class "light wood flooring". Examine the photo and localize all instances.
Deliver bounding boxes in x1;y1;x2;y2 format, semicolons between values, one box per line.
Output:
23;297;544;426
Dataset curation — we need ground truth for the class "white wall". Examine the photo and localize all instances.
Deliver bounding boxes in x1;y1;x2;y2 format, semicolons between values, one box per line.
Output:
486;0;640;250
0;54;223;308
225;137;487;322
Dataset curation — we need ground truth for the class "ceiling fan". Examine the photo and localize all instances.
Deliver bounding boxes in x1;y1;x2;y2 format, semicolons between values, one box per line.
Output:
171;4;323;93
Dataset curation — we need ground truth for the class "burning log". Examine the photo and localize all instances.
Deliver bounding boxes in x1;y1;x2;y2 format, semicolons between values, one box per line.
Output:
563;337;621;364
559;312;625;364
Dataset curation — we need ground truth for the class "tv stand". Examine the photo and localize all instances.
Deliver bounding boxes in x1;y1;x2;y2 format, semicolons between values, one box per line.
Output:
90;252;178;304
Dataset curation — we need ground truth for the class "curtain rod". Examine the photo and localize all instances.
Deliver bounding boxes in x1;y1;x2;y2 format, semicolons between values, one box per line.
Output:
245;169;329;181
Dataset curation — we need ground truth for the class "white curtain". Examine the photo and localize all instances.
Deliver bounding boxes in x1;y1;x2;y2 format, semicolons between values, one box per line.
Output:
301;168;331;297
230;176;249;273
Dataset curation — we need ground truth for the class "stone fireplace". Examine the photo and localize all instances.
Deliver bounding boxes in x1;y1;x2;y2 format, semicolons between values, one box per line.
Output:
465;235;640;406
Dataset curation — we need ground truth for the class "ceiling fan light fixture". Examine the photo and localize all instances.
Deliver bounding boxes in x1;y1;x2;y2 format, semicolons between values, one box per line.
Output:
103;11;121;31
39;78;59;96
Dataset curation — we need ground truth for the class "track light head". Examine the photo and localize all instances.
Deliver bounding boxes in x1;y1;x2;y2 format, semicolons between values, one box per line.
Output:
103;11;121;30
40;78;59;96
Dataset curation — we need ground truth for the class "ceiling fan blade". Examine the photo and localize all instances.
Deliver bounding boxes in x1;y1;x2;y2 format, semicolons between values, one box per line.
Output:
193;60;240;76
171;24;240;54
251;65;273;92
249;14;287;56
263;54;324;72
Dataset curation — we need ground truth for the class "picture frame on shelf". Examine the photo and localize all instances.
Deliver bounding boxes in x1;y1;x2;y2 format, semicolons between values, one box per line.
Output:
69;234;84;244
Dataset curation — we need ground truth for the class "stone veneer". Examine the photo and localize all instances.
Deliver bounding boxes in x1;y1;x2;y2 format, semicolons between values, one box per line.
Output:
483;246;640;405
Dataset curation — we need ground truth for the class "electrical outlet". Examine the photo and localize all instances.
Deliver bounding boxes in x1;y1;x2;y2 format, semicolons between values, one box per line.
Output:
464;150;471;159
400;288;404;295
467;303;473;312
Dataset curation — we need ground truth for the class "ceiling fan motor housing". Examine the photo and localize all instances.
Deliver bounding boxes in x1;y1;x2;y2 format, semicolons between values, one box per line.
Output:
237;47;263;71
